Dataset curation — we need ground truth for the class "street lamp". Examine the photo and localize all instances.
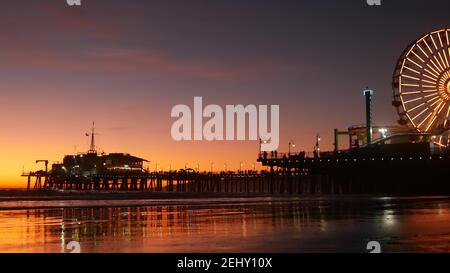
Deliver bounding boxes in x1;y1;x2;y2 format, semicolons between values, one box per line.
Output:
240;162;244;172
224;163;228;172
379;128;388;139
259;138;268;158
288;141;296;156
314;134;321;157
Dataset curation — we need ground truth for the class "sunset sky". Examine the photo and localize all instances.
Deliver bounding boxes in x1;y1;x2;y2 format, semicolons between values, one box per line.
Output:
1;0;449;187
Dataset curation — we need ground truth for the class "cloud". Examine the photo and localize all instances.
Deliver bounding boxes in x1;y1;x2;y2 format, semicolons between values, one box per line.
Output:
0;1;296;81
2;42;295;81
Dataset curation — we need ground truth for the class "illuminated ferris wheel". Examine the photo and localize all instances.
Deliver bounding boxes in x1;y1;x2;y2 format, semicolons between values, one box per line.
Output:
393;28;450;133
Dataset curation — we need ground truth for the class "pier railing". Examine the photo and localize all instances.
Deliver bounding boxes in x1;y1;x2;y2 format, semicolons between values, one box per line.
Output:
258;151;337;160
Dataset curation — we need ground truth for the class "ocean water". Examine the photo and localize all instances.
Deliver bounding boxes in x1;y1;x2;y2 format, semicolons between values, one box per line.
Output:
0;196;449;253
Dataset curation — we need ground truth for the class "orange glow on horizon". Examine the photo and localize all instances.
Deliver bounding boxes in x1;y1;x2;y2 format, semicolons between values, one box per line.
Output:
0;125;338;188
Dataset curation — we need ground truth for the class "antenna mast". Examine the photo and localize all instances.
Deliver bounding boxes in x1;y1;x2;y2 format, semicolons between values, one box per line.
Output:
88;121;97;154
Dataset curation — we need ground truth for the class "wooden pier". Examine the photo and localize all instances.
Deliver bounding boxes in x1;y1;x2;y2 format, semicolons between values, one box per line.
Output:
23;171;279;193
258;152;450;195
23;145;450;195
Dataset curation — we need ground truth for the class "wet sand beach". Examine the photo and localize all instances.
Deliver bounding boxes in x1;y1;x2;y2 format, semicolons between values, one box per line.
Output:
0;191;450;252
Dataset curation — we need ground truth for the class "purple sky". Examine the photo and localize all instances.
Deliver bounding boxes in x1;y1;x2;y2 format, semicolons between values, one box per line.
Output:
0;0;449;185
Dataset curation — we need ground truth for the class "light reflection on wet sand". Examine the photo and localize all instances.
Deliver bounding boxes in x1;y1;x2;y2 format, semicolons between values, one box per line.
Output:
0;196;450;253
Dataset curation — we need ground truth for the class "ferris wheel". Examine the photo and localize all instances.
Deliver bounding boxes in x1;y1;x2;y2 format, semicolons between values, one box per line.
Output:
393;28;450;133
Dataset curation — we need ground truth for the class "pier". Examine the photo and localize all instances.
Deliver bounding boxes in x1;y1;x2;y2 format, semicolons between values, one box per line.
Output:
257;151;450;195
23;171;272;193
23;147;450;195
21;75;450;196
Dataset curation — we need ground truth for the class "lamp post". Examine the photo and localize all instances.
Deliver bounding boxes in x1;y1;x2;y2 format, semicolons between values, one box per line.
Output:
240;162;243;172
314;134;321;157
224;163;228;172
259;138;268;158
259;138;262;157
379;128;388;139
288;141;296;156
